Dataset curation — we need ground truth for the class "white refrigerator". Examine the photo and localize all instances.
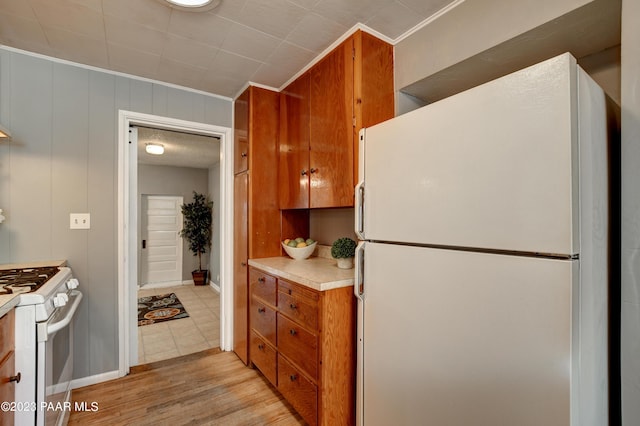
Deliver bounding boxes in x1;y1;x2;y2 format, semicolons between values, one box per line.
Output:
354;53;609;426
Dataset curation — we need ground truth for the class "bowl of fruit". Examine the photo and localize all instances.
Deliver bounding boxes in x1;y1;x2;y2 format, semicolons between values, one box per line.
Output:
282;237;317;260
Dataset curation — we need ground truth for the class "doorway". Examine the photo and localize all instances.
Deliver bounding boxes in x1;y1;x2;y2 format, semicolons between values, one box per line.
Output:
140;195;184;288
117;110;234;377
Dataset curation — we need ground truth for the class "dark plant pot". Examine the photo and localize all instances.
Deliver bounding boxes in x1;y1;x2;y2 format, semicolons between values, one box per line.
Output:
192;269;208;286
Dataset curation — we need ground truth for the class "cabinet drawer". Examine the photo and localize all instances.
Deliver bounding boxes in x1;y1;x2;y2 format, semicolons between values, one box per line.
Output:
0;351;15;426
250;298;276;346
250;332;277;386
0;310;14;363
277;314;318;380
278;354;317;426
250;268;277;306
278;280;318;331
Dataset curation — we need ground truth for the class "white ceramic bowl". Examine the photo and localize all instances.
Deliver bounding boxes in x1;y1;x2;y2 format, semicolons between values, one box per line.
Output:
282;241;317;260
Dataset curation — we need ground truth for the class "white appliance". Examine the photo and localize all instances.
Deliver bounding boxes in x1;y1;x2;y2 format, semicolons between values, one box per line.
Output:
9;266;83;426
354;53;609;426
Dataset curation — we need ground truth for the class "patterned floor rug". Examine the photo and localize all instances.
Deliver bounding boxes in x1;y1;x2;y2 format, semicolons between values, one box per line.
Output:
138;293;189;326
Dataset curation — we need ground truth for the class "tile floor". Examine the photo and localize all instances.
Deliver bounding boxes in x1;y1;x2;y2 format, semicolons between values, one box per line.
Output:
137;284;220;364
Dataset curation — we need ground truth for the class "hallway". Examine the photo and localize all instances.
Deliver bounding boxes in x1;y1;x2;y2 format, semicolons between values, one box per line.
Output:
137;284;220;364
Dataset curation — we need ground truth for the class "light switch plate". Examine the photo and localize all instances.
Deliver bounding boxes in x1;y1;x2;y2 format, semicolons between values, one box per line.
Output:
70;213;90;229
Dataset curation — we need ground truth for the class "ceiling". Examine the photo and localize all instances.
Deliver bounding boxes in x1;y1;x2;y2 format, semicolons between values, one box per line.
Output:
137;126;220;168
0;0;456;98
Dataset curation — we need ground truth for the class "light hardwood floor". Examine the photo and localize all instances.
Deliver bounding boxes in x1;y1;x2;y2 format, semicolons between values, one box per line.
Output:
69;349;305;425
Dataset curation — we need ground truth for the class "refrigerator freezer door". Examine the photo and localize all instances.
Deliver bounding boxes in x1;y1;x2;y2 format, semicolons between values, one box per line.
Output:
360;53;583;256
357;242;576;426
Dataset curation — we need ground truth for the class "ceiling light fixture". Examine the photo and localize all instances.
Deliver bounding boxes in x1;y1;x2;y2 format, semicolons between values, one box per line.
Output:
145;143;165;155
160;0;221;12
0;124;11;139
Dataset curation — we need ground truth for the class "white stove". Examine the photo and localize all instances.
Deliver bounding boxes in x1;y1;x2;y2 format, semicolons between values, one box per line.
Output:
8;265;83;426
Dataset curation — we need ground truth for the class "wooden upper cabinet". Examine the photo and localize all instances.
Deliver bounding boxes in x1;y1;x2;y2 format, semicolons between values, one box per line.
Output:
279;30;393;210
234;89;249;174
279;73;310;210
353;30;395;183
248;87;281;259
309;39;354;209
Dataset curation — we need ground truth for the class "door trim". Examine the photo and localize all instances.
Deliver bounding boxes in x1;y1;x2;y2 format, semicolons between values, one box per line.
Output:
117;110;234;377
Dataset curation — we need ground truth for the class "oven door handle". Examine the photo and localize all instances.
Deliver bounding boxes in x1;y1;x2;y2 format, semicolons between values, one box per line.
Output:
37;290;83;342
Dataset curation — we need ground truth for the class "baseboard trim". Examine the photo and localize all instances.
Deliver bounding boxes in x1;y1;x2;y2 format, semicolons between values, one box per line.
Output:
209;280;220;293
71;370;120;390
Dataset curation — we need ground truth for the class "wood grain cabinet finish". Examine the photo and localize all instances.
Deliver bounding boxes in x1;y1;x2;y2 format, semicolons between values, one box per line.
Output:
0;310;16;426
249;269;278;386
278;354;318;425
250;331;277;386
248;267;355;426
233;86;281;365
279;29;394;209
234;89;249;174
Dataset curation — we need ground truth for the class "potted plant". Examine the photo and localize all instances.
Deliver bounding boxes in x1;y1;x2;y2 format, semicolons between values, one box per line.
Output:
331;237;357;269
179;191;213;285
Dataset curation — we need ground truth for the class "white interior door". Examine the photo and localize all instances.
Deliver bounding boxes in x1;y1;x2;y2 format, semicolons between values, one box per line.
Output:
141;195;183;286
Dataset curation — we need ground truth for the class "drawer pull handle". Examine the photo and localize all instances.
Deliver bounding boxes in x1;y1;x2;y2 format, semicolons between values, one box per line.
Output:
258;277;265;283
289;303;297;310
310;167;317;173
257;307;266;313
241;152;247;158
258;344;264;350
288;289;292;295
289;329;297;336
9;372;21;383
290;374;298;382
240;262;246;267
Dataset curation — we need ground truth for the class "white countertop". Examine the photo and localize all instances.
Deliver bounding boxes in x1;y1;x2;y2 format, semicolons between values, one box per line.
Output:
248;256;355;292
0;260;67;317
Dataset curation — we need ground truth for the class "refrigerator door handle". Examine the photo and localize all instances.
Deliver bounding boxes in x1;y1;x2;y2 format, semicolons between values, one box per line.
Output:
355;241;366;299
355;181;365;239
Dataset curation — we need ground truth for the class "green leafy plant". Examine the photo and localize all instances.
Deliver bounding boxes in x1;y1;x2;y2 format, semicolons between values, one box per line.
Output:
331;237;357;259
179;191;213;272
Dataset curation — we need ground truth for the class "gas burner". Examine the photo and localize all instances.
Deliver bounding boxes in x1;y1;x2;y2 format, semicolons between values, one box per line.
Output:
0;266;60;295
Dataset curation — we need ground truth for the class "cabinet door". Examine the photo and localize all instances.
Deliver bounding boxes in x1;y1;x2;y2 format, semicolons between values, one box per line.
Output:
233;172;249;364
309;38;354;208
279;73;310;209
234;88;249;174
0;352;15;426
248;87;281;258
353;30;394;184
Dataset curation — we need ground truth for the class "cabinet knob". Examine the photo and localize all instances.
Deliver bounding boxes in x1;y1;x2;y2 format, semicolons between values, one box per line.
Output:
310;168;317;173
301;170;307;176
290;374;298;382
257;307;266;313
257;277;265;283
9;372;21;383
241;152;247;158
289;303;297;310
289;329;297;336
240;262;246;267
258;344;264;350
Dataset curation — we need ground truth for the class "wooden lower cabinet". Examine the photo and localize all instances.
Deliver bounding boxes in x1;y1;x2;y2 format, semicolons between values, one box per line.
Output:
0;310;16;426
250;331;277;385
278;354;318;425
248;267;355;426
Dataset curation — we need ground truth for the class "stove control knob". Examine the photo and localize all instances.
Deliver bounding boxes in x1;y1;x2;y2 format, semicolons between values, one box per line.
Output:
67;278;79;290
53;293;69;308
